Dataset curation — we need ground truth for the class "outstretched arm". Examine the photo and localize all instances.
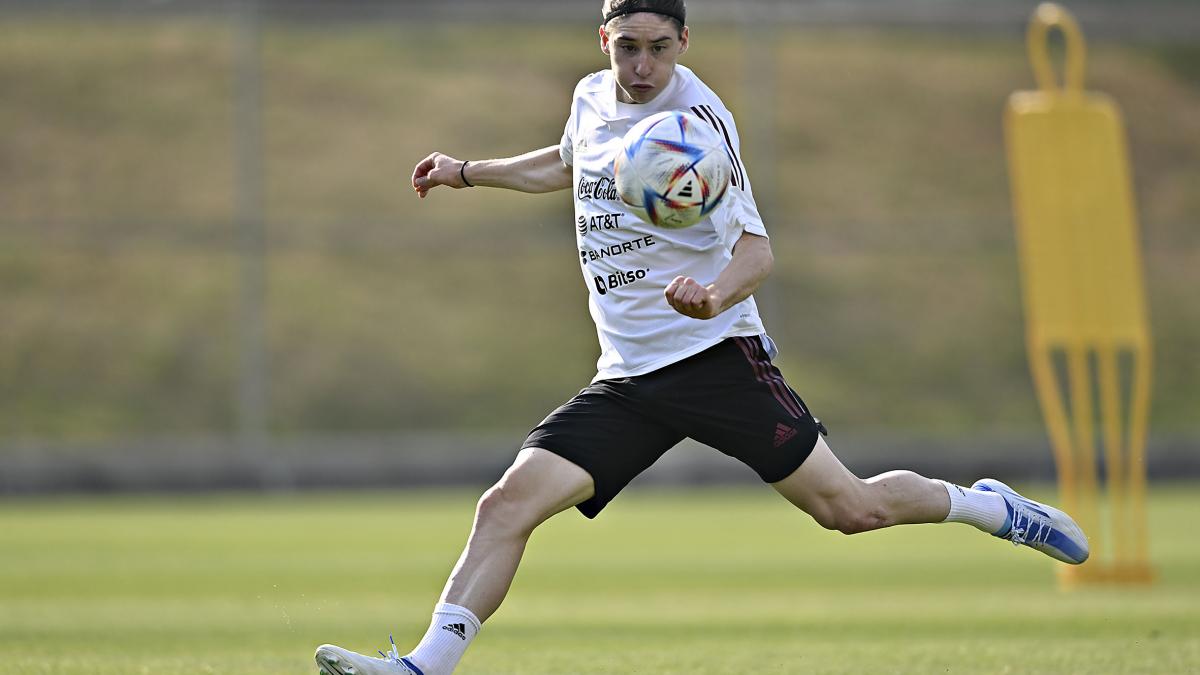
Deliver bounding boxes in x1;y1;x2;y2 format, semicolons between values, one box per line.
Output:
412;146;572;198
665;231;773;320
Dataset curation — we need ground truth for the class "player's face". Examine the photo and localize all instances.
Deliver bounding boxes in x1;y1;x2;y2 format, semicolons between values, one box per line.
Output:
600;13;689;104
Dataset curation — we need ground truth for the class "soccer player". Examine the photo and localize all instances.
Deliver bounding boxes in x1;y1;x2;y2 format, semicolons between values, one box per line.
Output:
316;1;1089;673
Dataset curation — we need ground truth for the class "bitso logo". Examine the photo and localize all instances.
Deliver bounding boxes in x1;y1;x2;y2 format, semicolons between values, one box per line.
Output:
592;268;648;295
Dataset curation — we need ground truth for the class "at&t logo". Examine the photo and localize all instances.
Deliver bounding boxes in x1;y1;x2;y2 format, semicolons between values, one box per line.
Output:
576;212;624;237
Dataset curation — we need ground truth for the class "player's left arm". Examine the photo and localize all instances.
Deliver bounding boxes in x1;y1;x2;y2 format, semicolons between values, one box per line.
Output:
665;231;773;320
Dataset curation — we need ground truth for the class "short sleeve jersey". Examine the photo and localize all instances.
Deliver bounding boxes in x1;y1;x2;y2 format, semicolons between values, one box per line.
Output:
560;65;774;382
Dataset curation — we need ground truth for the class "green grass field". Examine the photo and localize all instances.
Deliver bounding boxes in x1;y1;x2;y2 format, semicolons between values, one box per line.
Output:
2;485;1198;674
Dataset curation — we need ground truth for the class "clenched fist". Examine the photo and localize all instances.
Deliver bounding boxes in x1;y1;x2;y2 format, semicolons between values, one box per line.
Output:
665;276;723;320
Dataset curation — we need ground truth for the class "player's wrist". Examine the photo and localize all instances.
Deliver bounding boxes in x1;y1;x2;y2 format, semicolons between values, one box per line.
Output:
705;283;727;315
459;160;475;188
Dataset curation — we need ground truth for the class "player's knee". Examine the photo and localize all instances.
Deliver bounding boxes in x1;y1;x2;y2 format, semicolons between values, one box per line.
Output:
811;509;864;535
474;484;538;538
814;500;887;535
834;510;886;535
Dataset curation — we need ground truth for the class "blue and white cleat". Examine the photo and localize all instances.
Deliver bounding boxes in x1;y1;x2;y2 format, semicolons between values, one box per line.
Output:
315;635;423;675
973;479;1090;565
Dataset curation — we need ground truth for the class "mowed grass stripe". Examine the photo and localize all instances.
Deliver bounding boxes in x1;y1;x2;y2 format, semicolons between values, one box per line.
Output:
1;486;1197;674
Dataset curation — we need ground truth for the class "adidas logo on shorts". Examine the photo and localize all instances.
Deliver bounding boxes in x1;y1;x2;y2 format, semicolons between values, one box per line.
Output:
442;622;467;640
773;422;798;448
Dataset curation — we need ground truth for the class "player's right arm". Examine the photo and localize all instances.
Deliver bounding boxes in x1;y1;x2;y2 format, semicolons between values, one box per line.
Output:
411;146;572;198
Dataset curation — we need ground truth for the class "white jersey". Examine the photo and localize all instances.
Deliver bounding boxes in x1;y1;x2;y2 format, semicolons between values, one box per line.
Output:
560;65;774;381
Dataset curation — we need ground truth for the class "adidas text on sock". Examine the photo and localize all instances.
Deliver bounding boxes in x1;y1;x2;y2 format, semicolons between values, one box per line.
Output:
405;603;481;675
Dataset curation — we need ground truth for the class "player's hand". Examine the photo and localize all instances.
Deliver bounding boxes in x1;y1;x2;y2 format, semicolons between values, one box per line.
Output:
665;276;722;320
412;152;470;198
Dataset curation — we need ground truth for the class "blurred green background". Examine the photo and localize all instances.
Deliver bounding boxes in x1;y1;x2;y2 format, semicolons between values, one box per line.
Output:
1;1;1197;488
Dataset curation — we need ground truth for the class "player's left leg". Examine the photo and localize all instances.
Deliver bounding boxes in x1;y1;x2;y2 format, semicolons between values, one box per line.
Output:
771;436;1089;564
669;337;1088;564
770;435;953;532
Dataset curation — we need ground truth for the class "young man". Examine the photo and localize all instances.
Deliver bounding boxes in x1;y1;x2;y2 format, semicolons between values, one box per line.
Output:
316;1;1088;673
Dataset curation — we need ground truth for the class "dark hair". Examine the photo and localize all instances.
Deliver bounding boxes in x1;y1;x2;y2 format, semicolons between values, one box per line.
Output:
602;0;686;35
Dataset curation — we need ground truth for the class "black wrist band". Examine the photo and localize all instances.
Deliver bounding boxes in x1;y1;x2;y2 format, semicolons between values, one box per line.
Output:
460;160;475;188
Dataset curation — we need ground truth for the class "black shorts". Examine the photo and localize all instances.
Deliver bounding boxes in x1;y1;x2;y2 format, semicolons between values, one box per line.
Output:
523;336;826;518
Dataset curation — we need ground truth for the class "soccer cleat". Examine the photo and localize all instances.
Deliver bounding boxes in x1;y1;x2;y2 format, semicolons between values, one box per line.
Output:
972;478;1090;565
315;635;424;675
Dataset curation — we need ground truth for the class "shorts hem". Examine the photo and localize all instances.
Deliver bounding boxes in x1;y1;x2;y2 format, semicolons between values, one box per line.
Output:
755;428;820;483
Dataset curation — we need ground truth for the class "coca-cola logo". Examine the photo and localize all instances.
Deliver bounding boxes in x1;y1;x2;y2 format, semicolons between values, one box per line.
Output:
577;176;619;202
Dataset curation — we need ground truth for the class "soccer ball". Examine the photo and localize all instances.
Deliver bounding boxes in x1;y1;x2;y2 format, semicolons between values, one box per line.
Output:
613;110;732;229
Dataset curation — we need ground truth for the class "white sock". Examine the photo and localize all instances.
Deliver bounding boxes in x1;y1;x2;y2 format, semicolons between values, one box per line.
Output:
937;480;1008;534
405;602;481;675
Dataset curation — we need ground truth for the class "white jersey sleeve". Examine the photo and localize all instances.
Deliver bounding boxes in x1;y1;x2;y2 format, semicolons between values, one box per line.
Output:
560;110;575;166
684;99;768;248
560;77;591;167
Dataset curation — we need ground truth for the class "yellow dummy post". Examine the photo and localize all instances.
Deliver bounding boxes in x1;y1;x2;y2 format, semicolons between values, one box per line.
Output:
1004;3;1153;587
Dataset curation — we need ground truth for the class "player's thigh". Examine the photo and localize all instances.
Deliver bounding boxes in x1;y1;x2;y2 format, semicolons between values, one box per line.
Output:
523;382;684;519
487;446;596;528
770;435;865;516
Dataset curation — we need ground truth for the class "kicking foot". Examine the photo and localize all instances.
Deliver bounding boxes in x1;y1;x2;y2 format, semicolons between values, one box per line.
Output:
315;636;424;675
972;479;1090;564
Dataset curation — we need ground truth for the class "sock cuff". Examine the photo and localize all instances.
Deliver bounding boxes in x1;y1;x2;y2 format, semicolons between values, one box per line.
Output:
936;479;965;522
937;479;1007;534
434;602;482;632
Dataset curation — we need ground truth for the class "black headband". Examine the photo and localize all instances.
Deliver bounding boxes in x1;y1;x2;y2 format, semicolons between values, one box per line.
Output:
603;4;686;26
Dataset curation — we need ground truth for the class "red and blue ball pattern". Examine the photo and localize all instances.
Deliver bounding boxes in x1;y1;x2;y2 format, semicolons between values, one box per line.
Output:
614;110;732;229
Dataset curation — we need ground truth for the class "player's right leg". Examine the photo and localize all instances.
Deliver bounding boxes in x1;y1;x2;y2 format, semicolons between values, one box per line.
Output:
315;448;594;675
440;447;596;620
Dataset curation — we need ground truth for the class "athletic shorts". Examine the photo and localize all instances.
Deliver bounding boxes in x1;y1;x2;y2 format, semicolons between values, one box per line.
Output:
522;335;827;518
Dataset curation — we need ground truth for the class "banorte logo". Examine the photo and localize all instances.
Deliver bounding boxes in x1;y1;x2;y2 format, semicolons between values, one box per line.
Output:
580;234;655;265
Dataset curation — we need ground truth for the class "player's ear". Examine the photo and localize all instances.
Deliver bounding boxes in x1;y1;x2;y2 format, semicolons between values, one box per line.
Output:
599;25;611;55
678;26;689;55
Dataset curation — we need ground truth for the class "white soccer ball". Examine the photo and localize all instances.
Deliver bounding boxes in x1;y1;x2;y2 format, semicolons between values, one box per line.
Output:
613;110;732;229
